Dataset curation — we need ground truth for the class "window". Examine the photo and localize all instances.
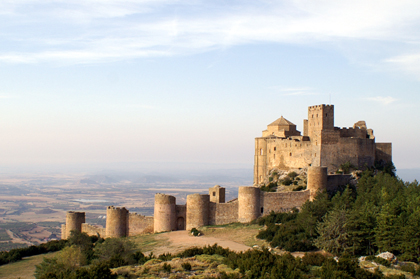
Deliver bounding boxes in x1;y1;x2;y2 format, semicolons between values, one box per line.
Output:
261;207;264;214
260;148;263;155
290;152;292;156
212;192;216;196
273;147;276;151
274;154;276;159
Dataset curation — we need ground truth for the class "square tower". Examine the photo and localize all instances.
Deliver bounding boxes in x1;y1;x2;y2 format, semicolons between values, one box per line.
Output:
209;185;225;203
307;104;334;140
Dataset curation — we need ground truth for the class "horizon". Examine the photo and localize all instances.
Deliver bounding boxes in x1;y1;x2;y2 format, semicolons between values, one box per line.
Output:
1;1;420;172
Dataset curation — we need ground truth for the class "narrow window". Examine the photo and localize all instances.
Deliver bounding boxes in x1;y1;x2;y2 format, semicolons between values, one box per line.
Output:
273;147;276;151
213;192;216;196
290;152;292;156
260;148;263;155
274;154;276;159
261;207;264;214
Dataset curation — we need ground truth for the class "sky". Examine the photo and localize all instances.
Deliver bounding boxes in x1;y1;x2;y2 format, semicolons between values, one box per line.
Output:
0;0;420;174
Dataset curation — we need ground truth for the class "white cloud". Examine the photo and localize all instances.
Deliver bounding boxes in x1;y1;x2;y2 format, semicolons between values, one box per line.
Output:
270;87;317;96
1;1;420;64
366;96;397;105
384;52;420;78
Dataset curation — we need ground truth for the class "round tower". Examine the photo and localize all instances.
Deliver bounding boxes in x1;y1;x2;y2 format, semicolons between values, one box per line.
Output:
106;206;129;238
307;166;328;201
186;194;210;231
154;194;176;233
65;211;85;239
238;187;260;223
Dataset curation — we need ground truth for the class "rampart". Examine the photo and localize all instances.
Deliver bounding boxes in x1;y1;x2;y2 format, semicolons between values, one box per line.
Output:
128;213;154;236
81;223;106;238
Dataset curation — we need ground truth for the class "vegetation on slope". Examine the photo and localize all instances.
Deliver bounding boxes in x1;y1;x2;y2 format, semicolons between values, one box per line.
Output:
257;168;420;263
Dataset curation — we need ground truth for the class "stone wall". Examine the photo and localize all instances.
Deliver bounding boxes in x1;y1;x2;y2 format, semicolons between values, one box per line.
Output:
154;194;176;233
65;211;85;240
376;142;392;163
82;223;106;238
208;201;238;225
128;213;154;236
186;194;210;230
261;190;310;216
327;174;352;193
176;205;186;230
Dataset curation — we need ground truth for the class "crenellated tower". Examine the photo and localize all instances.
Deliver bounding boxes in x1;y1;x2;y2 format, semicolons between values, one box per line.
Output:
106;206;129;238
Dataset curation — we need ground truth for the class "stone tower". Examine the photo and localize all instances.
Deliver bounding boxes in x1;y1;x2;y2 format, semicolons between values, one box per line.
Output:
186;194;210;230
154;194;176;233
64;211;85;240
209;185;225;203
238;186;261;223
307;105;334;166
106;206;129;238
307;166;328;201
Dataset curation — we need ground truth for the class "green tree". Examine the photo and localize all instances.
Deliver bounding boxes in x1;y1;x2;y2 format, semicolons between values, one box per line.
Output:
314;209;349;255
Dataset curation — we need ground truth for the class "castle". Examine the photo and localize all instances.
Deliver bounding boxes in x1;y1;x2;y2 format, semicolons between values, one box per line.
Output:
61;104;392;239
254;104;392;184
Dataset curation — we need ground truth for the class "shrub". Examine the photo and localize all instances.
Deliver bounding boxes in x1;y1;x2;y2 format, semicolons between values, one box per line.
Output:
302;253;327;266
288;172;298;179
181;262;192;271
191;228;200;236
282;178;292;186
162;263;171;272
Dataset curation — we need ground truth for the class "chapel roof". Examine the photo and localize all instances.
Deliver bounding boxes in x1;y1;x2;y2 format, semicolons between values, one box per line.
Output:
268;116;295;126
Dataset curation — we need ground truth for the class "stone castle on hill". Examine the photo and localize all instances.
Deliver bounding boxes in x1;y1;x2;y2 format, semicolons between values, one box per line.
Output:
254;104;392;184
61;104;392;239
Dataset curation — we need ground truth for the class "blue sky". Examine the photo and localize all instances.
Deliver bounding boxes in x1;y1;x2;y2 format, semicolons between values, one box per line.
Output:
0;0;420;172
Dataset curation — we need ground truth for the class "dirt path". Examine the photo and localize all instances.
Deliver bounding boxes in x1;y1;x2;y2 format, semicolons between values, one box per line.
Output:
151;230;252;255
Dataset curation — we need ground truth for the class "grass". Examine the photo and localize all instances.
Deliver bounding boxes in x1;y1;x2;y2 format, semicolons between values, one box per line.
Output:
130;233;170;254
113;255;240;278
200;222;268;248
0;252;57;279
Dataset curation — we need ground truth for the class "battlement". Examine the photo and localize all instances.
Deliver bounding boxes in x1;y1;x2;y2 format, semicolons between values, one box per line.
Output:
107;206;128;212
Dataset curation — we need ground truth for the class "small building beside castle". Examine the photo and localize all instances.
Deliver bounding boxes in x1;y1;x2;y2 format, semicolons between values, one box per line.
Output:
61;104;392;239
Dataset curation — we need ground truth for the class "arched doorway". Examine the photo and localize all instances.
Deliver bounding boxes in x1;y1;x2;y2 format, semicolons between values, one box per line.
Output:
177;217;185;230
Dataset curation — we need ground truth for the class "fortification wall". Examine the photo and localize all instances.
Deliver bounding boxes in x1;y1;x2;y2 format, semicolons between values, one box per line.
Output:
339;127;366;139
266;138;312;170
327;174;352;193
238;187;260;223
128;213;154;236
261;190;310;215
376;142;392;163
154;194;176;233
208;200;239;225
186;194;209;230
65;211;85;240
106;206;128;238
82;223;105;238
61;224;66;240
320;137;375;171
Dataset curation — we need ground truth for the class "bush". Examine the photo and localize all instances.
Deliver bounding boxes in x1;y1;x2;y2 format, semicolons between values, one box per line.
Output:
182;262;192;271
282;178;293;186
191;228;200;236
302;253;327;266
288;172;298;179
162;263;171;272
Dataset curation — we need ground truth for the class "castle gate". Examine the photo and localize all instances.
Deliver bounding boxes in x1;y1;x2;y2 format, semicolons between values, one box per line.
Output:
177;217;185;230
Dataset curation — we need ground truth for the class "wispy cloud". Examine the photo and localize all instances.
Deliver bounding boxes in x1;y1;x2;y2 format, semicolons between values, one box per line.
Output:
366;96;397;105
0;1;420;65
270;87;317;96
384;52;420;78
